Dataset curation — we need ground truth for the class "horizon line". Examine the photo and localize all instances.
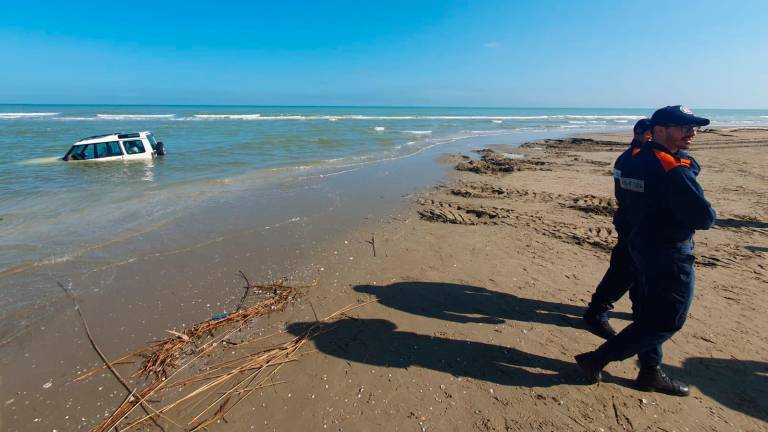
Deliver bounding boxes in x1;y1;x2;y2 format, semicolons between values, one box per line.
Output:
1;103;765;111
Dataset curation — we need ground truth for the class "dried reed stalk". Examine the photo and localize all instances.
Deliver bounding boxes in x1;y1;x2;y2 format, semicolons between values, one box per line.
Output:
138;282;298;381
91;280;375;432
90;280;301;432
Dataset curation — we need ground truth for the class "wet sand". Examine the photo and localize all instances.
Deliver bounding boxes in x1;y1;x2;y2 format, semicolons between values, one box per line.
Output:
2;128;767;431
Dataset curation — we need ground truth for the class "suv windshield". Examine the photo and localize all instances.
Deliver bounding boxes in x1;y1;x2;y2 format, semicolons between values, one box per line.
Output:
146;134;157;151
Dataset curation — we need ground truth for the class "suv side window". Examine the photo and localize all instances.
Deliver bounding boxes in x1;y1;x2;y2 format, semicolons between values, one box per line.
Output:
123;140;146;154
94;141;122;158
71;144;96;160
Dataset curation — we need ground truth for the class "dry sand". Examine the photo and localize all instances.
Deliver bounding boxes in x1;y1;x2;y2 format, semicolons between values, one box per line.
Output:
3;128;767;431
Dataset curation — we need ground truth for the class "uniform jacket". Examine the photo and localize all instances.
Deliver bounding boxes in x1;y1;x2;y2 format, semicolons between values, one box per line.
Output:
616;141;716;250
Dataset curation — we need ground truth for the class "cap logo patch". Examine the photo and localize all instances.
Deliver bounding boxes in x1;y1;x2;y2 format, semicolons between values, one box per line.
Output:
680;106;693;114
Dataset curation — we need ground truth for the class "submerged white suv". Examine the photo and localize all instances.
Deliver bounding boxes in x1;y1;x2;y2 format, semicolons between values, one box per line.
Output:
63;131;166;161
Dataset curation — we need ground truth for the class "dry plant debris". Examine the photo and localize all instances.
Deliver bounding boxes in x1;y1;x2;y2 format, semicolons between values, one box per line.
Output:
86;279;309;432
138;281;298;381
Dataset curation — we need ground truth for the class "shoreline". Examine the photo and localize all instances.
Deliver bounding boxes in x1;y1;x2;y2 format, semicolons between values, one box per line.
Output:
0;128;589;345
2;127;767;431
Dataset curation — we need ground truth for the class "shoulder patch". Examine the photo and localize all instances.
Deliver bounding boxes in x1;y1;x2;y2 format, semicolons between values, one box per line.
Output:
653;149;690;173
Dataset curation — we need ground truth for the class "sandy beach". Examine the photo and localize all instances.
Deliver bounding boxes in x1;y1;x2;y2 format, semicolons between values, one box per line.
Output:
2;127;767;431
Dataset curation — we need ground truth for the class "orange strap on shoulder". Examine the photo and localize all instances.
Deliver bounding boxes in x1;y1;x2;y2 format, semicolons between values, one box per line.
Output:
631;147;641;156
653;149;691;172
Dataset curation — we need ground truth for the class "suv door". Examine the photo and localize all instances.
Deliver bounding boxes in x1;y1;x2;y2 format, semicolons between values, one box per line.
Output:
93;141;124;161
121;139;150;159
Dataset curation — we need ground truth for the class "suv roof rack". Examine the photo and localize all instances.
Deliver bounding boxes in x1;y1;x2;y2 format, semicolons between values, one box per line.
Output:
79;133;116;141
117;132;141;139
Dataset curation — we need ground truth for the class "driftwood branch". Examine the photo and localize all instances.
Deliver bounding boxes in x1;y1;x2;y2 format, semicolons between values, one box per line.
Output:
235;270;253;312
366;233;377;257
56;282;171;431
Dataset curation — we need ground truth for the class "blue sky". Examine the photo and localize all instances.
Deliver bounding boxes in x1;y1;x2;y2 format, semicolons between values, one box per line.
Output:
1;0;766;107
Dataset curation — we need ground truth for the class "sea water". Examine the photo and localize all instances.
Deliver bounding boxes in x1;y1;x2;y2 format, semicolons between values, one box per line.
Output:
1;105;766;279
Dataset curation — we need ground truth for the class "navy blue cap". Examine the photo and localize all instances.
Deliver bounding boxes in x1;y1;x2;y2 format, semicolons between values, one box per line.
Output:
633;118;652;134
650;105;710;127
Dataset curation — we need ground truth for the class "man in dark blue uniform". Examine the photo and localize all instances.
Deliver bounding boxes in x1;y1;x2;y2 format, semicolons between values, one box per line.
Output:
583;118;652;339
575;106;716;396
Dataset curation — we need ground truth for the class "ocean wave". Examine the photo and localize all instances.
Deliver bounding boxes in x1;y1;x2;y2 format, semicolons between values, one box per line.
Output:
0;112;59;119
402;130;432;135
46;113;649;122
558;115;644;120
96;114;176;120
373;126;386;131
180;114;554;121
193;114;262;120
56;116;96;121
2;112;651;122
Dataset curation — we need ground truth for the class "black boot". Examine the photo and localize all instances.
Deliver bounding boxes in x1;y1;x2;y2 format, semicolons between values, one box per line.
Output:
574;352;606;383
582;313;617;339
635;366;690;397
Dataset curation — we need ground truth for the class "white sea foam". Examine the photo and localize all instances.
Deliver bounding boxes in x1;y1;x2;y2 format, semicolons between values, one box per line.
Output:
193;114;262;120
559;115;643;120
373;126;386;131
250;115;306;120
17;157;62;165
56;117;99;121
62;113;652;122
96;114;175;120
182;114;552;121
11;112;651;122
0;112;59;119
403;130;432;135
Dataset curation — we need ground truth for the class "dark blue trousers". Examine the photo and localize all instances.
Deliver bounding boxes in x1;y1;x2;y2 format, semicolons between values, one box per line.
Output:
593;242;695;368
585;236;635;321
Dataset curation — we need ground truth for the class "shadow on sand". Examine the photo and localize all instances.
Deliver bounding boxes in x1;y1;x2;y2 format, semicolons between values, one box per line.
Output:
745;245;768;254
284;281;625;388
680;357;768;422
353;281;630;329
288;283;765;419
287;318;582;388
716;218;768;229
602;357;768;422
